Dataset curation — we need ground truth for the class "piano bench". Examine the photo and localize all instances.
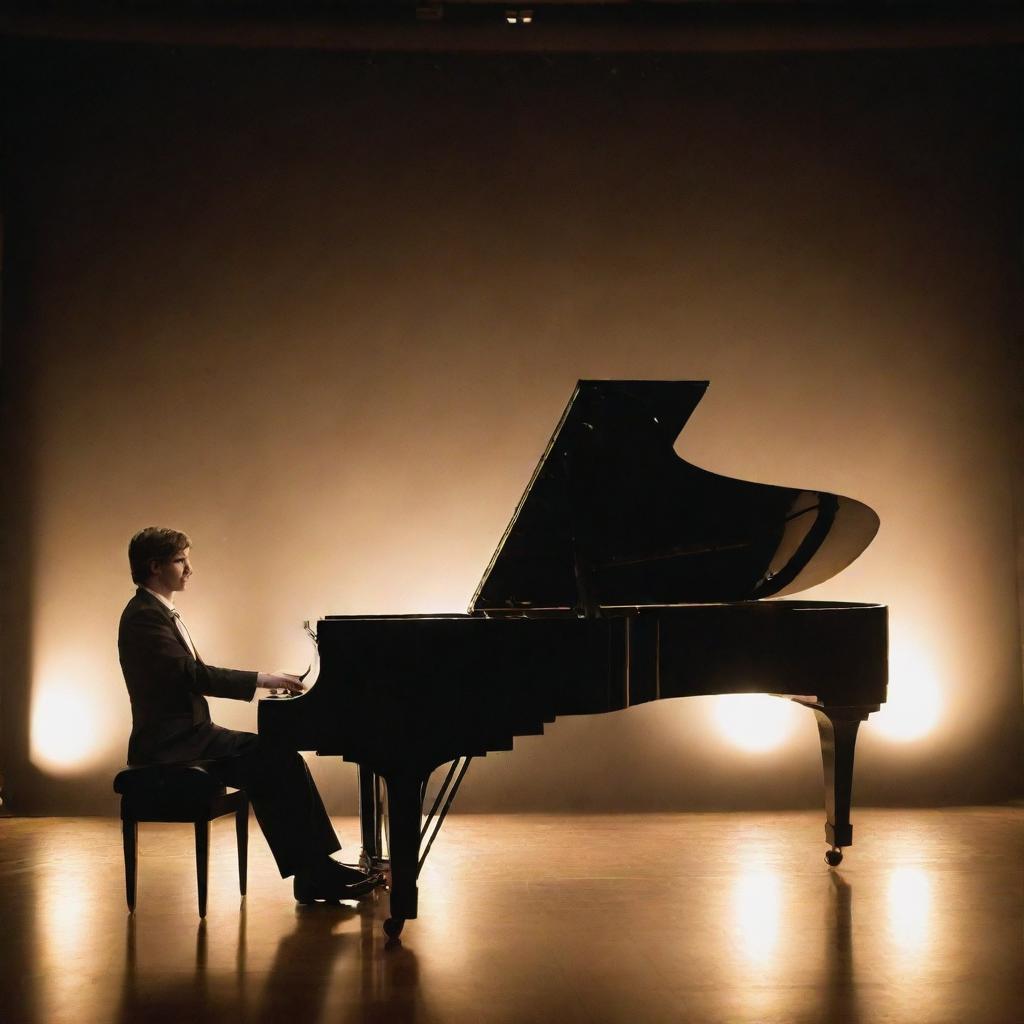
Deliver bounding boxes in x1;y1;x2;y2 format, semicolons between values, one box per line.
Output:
113;763;249;919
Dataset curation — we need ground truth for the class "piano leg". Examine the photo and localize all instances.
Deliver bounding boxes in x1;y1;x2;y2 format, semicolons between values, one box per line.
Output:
812;705;874;866
381;771;426;939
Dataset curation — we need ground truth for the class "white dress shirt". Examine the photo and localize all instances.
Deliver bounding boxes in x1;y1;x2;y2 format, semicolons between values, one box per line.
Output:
143;586;198;660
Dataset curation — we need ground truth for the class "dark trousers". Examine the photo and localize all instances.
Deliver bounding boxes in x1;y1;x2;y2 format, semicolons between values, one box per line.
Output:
188;725;340;878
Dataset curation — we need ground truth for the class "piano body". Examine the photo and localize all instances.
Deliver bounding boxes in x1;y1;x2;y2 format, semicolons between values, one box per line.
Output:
260;380;887;938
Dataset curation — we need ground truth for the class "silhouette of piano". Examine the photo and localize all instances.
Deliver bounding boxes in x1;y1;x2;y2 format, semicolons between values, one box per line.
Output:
260;380;887;938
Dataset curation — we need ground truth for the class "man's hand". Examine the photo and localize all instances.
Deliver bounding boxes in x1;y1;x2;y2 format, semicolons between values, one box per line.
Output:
257;672;307;696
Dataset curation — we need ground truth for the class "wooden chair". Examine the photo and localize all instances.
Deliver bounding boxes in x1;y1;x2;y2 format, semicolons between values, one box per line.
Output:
114;763;248;918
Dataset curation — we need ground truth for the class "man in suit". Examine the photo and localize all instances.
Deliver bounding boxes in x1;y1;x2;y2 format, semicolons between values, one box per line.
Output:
119;526;379;902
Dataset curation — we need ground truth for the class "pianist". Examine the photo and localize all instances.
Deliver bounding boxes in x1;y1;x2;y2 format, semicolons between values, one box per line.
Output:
118;526;378;902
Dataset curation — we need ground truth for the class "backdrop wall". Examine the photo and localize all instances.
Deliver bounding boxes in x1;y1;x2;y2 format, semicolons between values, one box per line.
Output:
2;40;1021;815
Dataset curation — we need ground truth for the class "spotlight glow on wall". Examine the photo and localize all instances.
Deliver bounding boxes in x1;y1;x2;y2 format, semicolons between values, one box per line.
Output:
870;631;942;742
713;694;802;752
30;661;112;774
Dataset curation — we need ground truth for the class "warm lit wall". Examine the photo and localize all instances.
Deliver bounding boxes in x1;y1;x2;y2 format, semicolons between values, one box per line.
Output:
1;41;1021;815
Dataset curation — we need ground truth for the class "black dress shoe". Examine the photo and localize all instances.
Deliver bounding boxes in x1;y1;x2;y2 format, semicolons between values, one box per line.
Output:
293;867;385;904
326;860;375;885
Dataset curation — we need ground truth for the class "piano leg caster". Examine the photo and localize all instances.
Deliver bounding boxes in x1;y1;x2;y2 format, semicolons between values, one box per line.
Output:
384;917;405;939
825;847;843;867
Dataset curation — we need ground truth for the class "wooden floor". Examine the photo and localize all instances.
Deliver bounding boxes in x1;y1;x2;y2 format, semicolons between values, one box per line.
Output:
2;809;1022;1024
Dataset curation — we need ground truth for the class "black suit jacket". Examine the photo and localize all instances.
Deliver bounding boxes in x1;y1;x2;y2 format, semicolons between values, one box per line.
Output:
118;587;258;765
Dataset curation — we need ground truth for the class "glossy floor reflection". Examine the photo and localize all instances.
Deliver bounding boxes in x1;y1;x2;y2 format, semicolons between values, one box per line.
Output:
1;809;1022;1024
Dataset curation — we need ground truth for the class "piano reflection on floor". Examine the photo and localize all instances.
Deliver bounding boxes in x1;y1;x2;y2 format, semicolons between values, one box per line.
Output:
260;380;887;938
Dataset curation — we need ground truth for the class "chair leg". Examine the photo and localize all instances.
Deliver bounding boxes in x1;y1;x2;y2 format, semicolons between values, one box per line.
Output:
195;820;210;918
122;818;138;913
235;798;248;897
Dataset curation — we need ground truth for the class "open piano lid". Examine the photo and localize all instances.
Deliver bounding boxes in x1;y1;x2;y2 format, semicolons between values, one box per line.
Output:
471;380;880;614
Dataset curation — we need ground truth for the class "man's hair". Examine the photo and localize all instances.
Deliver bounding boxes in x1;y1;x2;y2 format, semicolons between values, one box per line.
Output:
128;527;191;584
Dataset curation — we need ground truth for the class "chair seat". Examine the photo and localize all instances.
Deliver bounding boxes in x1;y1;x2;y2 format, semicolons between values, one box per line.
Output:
114;763;240;822
114;763;226;799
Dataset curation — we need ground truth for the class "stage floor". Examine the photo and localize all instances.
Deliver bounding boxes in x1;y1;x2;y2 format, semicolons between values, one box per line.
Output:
2;808;1022;1024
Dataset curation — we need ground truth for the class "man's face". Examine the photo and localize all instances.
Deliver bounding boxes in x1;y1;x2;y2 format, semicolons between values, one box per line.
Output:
150;548;192;593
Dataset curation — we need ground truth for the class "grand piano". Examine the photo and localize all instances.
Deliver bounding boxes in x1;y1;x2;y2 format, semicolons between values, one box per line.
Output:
260;380;887;938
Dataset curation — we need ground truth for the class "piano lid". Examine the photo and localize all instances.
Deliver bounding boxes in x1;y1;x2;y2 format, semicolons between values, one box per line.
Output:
470;380;880;614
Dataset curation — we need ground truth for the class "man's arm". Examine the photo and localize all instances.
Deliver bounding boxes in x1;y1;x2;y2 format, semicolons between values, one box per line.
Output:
121;607;258;701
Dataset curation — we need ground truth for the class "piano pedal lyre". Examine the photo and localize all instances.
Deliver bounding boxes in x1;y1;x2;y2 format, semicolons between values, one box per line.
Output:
418;756;473;876
357;765;390;876
357;757;474;881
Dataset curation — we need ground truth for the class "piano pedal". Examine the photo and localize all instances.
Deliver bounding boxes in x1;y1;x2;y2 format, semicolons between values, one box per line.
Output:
359;851;391;876
825;846;844;867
